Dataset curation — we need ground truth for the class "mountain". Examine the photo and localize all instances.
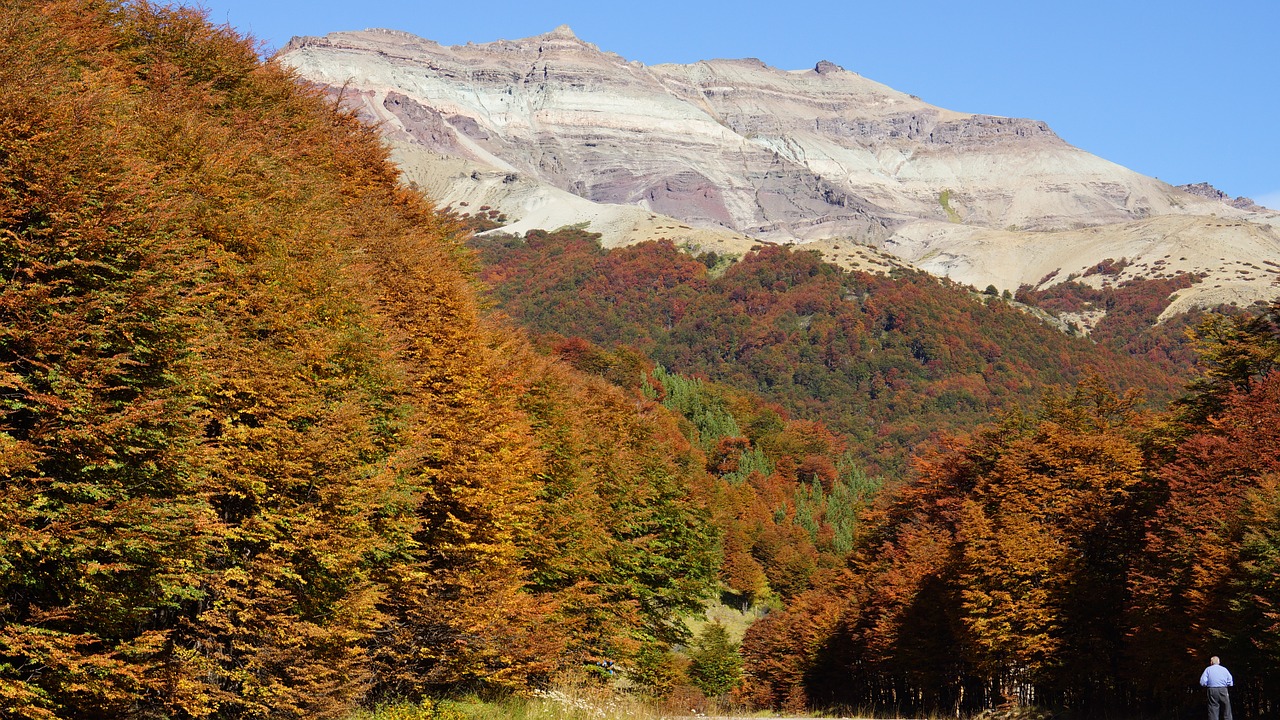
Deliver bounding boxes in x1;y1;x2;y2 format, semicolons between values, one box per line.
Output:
278;26;1280;321
10;5;1280;718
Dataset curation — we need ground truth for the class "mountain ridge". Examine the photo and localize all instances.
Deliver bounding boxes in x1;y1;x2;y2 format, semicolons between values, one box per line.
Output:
279;26;1280;321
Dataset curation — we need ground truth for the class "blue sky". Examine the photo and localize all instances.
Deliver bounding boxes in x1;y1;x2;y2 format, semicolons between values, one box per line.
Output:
196;0;1278;209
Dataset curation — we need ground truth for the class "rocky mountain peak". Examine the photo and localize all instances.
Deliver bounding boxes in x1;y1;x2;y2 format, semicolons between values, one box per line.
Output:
1177;182;1270;213
814;59;845;74
505;23;601;55
541;24;578;40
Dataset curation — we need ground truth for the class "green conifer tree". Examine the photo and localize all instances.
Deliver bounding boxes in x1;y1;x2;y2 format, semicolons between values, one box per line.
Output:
688;621;743;698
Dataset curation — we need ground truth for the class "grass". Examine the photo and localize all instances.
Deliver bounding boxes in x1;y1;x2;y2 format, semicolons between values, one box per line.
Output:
938;190;962;223
349;687;675;720
685;591;773;645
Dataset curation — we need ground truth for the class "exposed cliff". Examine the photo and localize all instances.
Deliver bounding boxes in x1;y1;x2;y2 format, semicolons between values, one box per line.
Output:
279;26;1280;317
1178;181;1271;212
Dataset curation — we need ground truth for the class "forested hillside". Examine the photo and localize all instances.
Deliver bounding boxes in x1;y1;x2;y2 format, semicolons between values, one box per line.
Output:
469;214;1280;718
737;308;1280;717
470;229;1191;473
0;3;715;716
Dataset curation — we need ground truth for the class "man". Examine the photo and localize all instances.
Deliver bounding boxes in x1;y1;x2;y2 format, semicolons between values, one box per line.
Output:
1200;656;1234;720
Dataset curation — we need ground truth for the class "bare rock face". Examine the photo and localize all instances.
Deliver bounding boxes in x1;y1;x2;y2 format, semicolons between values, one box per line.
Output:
279;27;1280;315
1177;182;1270;213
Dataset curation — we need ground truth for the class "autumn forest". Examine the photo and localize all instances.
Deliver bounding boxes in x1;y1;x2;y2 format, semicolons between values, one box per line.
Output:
3;3;1280;720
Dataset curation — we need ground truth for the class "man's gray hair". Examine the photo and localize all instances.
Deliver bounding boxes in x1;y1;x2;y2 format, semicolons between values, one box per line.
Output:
1210;656;1221;665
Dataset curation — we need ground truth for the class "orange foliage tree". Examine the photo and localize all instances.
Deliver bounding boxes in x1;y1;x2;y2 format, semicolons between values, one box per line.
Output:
0;2;720;717
1130;371;1280;715
760;379;1152;715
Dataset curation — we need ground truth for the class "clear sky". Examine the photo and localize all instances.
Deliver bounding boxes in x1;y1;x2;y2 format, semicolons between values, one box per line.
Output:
195;0;1279;209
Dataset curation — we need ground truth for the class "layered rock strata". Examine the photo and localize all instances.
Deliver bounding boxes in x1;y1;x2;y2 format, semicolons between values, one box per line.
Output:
280;26;1280;318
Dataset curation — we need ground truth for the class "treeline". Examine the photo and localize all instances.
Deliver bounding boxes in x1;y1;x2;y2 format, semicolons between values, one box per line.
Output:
470;229;1188;475
0;3;717;717
737;307;1280;718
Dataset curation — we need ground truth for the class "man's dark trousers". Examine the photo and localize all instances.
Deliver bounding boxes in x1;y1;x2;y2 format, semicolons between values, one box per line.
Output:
1208;686;1232;720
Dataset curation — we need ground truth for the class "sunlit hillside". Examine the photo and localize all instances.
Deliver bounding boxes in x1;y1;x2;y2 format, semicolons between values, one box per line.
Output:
4;4;1280;720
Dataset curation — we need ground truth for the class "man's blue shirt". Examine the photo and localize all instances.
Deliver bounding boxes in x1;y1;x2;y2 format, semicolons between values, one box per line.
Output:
1201;665;1234;687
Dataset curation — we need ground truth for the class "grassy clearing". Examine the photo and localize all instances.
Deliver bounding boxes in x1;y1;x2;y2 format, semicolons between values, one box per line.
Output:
685;592;772;645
